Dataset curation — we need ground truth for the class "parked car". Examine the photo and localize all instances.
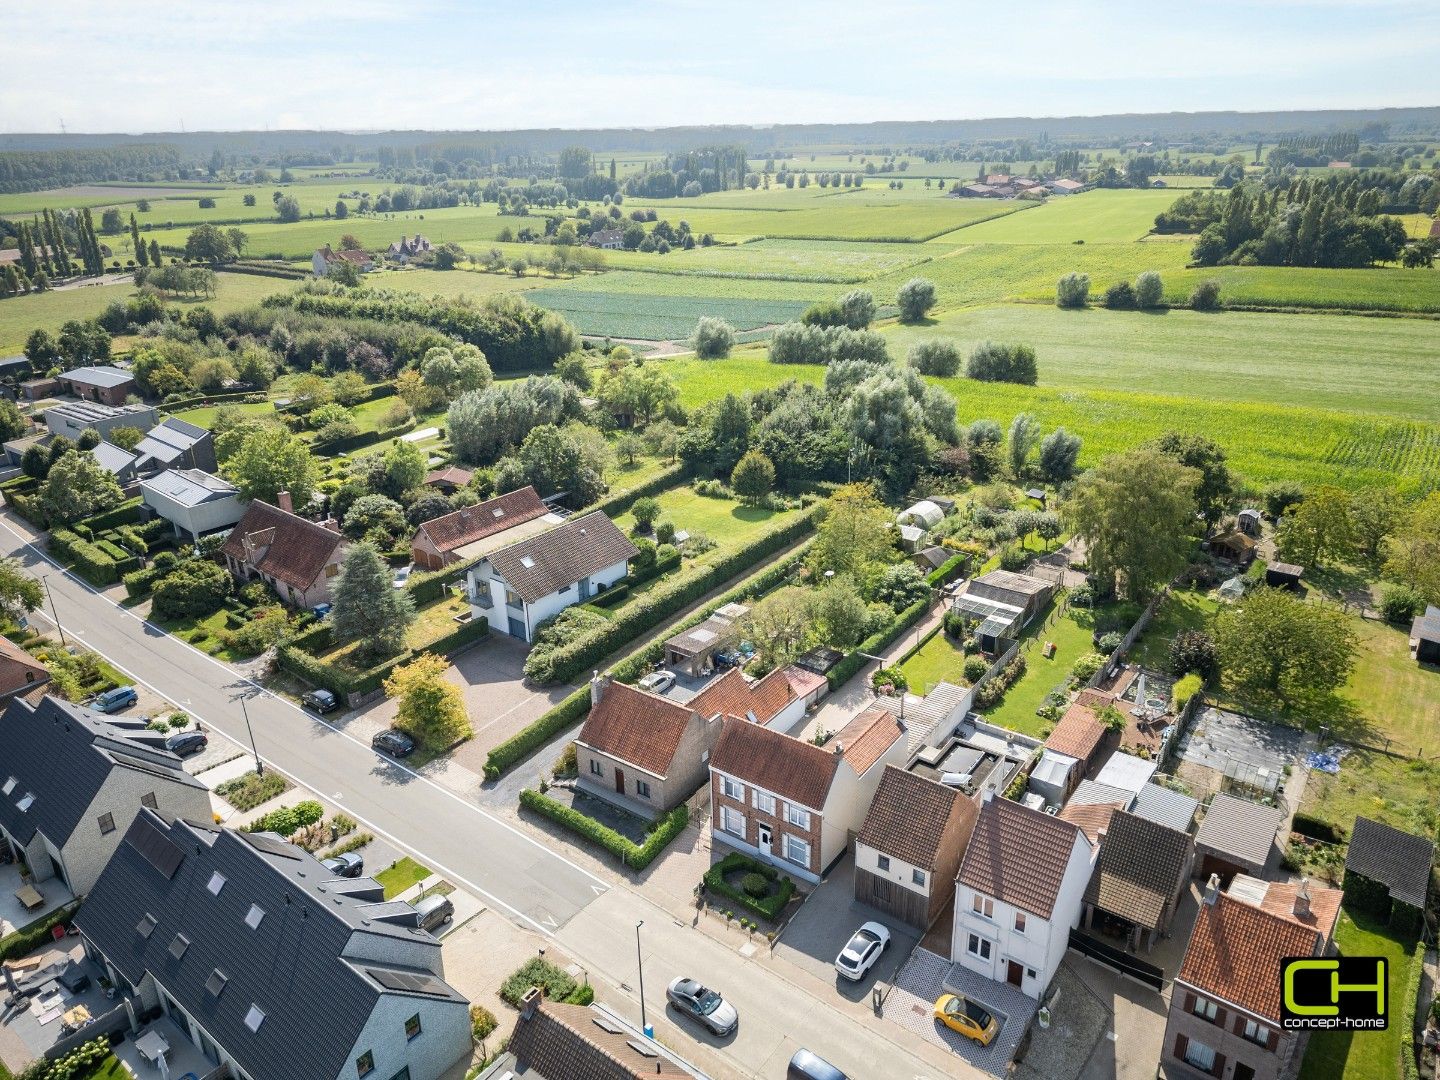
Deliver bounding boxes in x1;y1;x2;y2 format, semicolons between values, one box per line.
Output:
164;730;208;757
934;993;999;1046
665;977;738;1036
392;565;412;589
834;921;891;981
413;893;453;933
302;689;339;713
637;670;676;694
321;851;365;878
787;1049;848;1080
372;729;416;757
90;686;138;713
312;603;332;618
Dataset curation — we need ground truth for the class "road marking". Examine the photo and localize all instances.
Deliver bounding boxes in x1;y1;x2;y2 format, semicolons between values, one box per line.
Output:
592;884;607;896
0;516;610;931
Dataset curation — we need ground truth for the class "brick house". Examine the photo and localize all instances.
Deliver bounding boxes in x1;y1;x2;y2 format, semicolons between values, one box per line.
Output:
221;496;347;608
709;703;906;884
58;365;136;406
1163;875;1341;1080
410;485;550;571
0;636;48;700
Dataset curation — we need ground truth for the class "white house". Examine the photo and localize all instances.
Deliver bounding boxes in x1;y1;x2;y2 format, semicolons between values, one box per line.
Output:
466;511;637;643
43;400;157;440
140;468;247;540
312;245;375;277
952;793;1096;999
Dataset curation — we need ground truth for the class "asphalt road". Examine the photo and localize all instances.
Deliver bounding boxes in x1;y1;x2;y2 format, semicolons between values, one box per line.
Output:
0;515;609;937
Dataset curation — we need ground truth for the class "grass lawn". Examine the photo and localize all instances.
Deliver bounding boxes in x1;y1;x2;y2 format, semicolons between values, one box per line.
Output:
152;608;249;664
612;486;792;551
606;451;677;494
376;856;432;900
312;595;469;670
1126;589;1221;672
1299;747;1440;839
898;630;972;696
980;598;1096;738
1334;618;1440;756
1299;906;1418;1080
169;399;273;429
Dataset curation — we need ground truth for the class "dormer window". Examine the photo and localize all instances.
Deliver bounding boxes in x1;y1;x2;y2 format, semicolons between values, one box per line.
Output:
207;872;226;896
244;1004;266;1033
245;904;265;930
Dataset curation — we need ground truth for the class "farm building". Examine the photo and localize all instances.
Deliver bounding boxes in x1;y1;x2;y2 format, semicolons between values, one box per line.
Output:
587;228;625;249
1410;605;1440;665
387;234;431;262
312;245;375;277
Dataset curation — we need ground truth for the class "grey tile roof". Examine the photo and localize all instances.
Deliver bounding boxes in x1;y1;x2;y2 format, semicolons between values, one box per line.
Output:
90;441;137;476
134;417;210;465
1131;783;1199;833
0;696;202;847
1194;792;1284;869
1412;605;1440;646
141;468;239;508
75;812;465;1080
1066;780;1134;808
1344;816;1434;909
60;365;135;388
487;511;638;605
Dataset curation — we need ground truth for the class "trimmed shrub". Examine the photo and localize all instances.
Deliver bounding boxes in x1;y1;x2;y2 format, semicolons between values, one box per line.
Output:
963;656;989;683
703;853;795;921
519;789;688;871
1380;584;1425;624
486;688;590;780
741;872;769;898
0;901;80;963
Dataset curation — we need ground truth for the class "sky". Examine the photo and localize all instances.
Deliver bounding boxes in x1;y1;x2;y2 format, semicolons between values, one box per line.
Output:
2;0;1436;133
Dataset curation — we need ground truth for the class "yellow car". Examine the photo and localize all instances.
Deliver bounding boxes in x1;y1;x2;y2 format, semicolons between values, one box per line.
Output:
934;993;999;1046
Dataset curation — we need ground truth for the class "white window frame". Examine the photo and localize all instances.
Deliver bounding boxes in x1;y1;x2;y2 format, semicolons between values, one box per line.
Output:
972;893;994;919
782;834;810;867
721;776;744;801
720;806;746;838
1192;995;1219;1021
1244;1018;1270;1045
966;933;992;961
1014;911;1027;934
753;790;775;815
207;872;226;896
785;804;810;830
1183;1039;1216;1072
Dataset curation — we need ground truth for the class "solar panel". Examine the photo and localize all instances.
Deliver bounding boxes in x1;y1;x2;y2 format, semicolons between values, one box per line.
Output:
366;967;451;997
240;830;303;860
126;815;185;879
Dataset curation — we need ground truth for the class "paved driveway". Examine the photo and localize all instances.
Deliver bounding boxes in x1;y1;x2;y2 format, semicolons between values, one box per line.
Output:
889;948;1037;1076
773;855;921;1003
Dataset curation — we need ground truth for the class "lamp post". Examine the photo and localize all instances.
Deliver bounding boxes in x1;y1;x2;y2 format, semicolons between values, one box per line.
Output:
38;575;66;647
636;920;651;1038
237;693;263;776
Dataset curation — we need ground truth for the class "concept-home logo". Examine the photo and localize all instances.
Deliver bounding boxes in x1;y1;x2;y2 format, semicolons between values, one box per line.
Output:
1280;956;1387;1030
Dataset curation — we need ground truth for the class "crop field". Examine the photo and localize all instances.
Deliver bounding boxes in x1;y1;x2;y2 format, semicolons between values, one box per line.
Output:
881;303;1440;421
525;288;813;340
1161;263;1440;313
601;238;936;283
929;189;1180;244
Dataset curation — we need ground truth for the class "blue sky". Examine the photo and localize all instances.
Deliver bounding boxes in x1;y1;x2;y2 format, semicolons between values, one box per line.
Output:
3;0;1435;132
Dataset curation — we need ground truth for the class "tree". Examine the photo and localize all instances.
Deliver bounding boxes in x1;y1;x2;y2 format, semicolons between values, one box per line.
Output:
497;424;605;506
0;557;43;623
379;440;427;498
810;483;894;578
907;339;961;376
630;497;661;531
1038;427;1082;483
739;587;813;666
222;426;317;507
335;199;349;220
227;228;248;257
1384;493;1440;604
384;652;472;750
1056;272;1090;308
24;328;60;367
1276;486;1355;568
275;195;302;223
184;223;232;262
1152;432;1231;529
597;363;679;429
1190;279;1222;311
38;451;125;524
1067;448;1198;600
0;399;27;443
130;214;146;267
844;370;935;493
730;450;775;506
1216;588;1357;706
343;494;408;545
331;543;415;664
692;317;735;360
811;577;868;649
966;341;1037;385
57;320;111;364
644;419;679;463
1169;629;1219;680
1347;488;1401;565
1135;271;1164;308
190;356;237;393
149;239;161;267
327;259;361;287
896;278;937;322
1007;413;1041;479
839;290;877;330
615;432;644;467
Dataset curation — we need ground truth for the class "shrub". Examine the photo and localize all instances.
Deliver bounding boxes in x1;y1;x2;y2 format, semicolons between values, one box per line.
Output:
630;496;661;529
0;901;81;964
1380;584;1425;624
1135;271;1164;308
500;957;578;1007
214;771;289;811
998;544;1029;572
896;277;937;322
1169;629;1219;678
966;341;1038;385
1103;281;1136;309
470;1004;498;1041
692;316;735;360
872;666;908;694
963;656;989;683
741;872;770;898
1097;631;1124;655
704;853;796;921
655;520;675;545
246;800;324;838
1056;272;1090;308
1172;672;1204;710
907;339;961;377
1190;279;1222;311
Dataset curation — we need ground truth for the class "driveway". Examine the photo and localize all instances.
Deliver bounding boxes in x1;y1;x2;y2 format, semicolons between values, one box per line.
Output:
889;947;1037;1076
773;855;921;1003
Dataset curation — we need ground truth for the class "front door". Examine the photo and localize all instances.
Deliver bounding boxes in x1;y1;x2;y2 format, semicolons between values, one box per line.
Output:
508;616;526;639
579;576;592;600
757;824;772;854
1007;960;1024;987
614;767;625;794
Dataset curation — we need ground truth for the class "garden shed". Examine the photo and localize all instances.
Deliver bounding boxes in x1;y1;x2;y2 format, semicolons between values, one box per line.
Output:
1342;816;1433;932
1265;562;1304;590
1409;605;1440;665
1194;793;1284;882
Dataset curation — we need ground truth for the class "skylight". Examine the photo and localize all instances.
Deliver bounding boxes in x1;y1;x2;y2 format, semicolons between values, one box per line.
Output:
206;969;228;997
16;793;34;812
207;871;226;896
1;777;14;795
168;934;190;960
492;508;505;518
244;903;265;930
520;555;535;568
244;1005;266;1033
136;914;157;939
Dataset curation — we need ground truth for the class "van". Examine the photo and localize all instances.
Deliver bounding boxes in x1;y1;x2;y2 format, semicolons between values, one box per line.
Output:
787;1049;848;1080
413;893;454;934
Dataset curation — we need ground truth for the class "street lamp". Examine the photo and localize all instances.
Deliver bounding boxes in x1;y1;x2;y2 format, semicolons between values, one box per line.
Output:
237;693;263;776
636;920;651;1038
38;574;66;647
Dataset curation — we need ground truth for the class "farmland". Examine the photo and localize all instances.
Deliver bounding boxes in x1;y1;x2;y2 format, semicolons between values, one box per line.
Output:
926;189;1180;244
525;288;813;340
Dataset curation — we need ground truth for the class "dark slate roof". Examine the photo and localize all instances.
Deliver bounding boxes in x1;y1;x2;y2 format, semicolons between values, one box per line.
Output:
134;417;210;465
487;511;638;605
1344;816;1434;909
75;811;465;1080
1412;605;1440;646
141;468;239;508
0;696;203;847
90;441;137;476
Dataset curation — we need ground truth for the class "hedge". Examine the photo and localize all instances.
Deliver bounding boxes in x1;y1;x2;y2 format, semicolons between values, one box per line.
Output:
278;615;489;699
625;544;682;587
703;852;795;921
826;596;931;691
1401;936;1426;1080
519;789;689;870
485;542;809;780
1292;813;1347;844
277;380;395;414
524;506;819;686
926;552;969;588
586;582;630;609
156;389;264;412
49;529;121;586
77;498;143;532
123;567;161;599
311;419;415;457
586;461;689;519
408;555;484;605
0;901;80;963
9;491;48;529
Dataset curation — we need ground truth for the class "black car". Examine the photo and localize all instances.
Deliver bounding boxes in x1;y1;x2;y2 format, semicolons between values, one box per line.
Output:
302;689;339;713
321;851;365;878
372;729;416;757
165;730;208;757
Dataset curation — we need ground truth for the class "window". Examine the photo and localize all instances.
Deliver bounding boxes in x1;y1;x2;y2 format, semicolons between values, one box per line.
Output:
559;584;572;593
1183;1039;1216;1072
505;589;522;609
1243;1019;1270;1046
635;779;651;800
207;871;226;896
325;564;340;578
753;791;775;814
404;1013;422;1040
972;894;994;919
205;969;228;997
141;792;158;809
721;777;744;801
783;834;810;867
720;806;746;838
912;868;926;887
136;914;157;939
16;793;33;812
1014;912;1027;934
168;934;190;961
244;1004;266;1033
356;1051;375;1078
1;777;13;796
245;904;265;930
877;855;891;872
785;804;810;830
387;1070;411;1080
966;934;992;961
589;758;602;776
97;812;116;835
1192;996;1219;1022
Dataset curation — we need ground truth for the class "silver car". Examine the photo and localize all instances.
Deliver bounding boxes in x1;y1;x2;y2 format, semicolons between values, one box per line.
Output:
666;976;738;1036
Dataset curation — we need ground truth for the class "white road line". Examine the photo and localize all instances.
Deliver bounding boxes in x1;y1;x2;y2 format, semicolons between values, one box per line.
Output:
1;516;610;917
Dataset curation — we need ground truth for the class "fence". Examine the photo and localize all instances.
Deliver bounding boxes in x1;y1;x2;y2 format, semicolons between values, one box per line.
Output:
43;1002;131;1060
1088;586;1169;689
924;639;1019;748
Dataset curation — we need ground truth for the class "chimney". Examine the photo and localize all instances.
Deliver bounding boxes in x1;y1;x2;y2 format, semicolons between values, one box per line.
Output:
276;490;293;514
831;741;844;755
1203;872;1221;906
520;985;542;1021
591;671;612;706
1294;877;1312;919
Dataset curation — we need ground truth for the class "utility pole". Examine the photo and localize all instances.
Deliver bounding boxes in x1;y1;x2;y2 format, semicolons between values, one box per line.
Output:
39;575;66;646
636;921;651;1038
237;693;263;775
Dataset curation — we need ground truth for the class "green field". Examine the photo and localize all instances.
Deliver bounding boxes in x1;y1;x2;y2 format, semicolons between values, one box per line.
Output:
526;288;813;340
928;189;1180;244
611;486;793;549
882;304;1440;421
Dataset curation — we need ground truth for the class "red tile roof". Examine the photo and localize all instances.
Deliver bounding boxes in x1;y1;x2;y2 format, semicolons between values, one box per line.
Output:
1057;801;1122;845
1045;703;1108;762
857;766;977;870
220;501;345;591
416;486;547;555
507;999;695;1079
0;637;48;699
577;682;696;777
1178;893;1325;1024
959;796;1089;920
1256;880;1343;938
832;704;905;776
782;664;827;700
689;667;795;725
712;719;841;812
424;466;474;488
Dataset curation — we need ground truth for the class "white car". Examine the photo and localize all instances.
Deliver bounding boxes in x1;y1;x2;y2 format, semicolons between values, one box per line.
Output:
834;921;891;981
638;670;676;694
392;565;412;589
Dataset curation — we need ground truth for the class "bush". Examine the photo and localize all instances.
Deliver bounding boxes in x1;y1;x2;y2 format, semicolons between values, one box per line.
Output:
470;1004;498;1041
1135;271;1164;308
1056;272;1090;308
1103;281;1136;309
215;773;290;815
827;596;929;691
499;957;579;1008
1172;672;1204;710
692;316;735;360
630;496;661;529
1380;584;1425;624
151;557;231;620
704;853;795;921
0;901;80;964
518;789;688;871
741;872;770;898
966;341;1037;385
907;339;961;377
1169;629;1219;678
963;656;989;683
246;800;324;838
1190;279;1222;311
896;277;937;322
1097;631;1124;655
